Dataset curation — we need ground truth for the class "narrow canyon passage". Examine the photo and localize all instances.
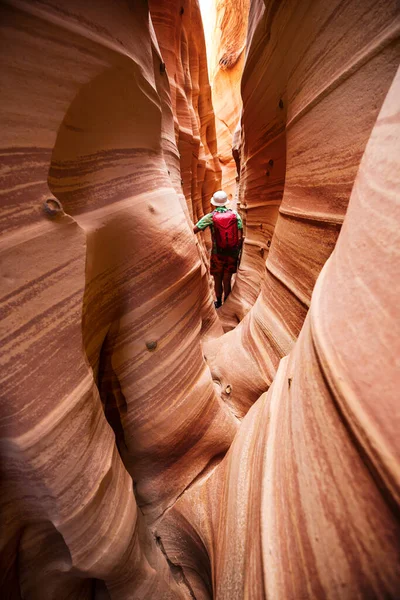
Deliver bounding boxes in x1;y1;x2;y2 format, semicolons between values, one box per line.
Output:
0;1;399;599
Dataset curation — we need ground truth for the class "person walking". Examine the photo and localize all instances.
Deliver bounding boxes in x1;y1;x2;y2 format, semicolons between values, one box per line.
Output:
193;190;243;308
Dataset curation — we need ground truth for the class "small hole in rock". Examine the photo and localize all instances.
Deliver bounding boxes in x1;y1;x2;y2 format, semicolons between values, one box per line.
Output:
43;198;63;216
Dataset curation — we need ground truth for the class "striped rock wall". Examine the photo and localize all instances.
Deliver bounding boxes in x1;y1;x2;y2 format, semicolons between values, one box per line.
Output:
211;0;400;415
0;1;235;597
1;0;399;598
157;64;400;600
205;0;250;201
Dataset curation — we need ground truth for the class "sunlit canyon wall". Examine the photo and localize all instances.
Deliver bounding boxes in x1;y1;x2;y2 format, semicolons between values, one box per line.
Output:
202;0;250;201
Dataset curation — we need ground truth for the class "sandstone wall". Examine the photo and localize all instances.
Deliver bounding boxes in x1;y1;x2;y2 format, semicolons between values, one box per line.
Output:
149;0;221;224
0;1;235;597
1;0;399;599
212;0;400;415
148;0;223;336
158;64;400;600
205;0;250;201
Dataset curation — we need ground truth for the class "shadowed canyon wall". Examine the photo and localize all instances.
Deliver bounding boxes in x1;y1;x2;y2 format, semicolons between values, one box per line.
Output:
1;1;399;599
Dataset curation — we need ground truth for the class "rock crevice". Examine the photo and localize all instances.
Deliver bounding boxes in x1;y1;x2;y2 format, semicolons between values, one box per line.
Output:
1;1;399;598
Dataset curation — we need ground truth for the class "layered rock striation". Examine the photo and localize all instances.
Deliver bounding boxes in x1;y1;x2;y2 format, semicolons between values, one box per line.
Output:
203;0;250;201
159;67;400;598
0;0;399;599
0;1;234;597
212;0;400;413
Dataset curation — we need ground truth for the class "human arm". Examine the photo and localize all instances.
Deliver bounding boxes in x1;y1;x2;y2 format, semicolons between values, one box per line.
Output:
193;212;213;234
235;211;244;247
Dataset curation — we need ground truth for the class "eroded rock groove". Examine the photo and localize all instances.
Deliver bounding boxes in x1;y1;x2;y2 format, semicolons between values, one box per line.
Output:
1;0;399;599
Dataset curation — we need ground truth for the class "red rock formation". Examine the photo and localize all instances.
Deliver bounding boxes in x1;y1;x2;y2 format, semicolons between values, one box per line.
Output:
148;0;223;337
149;0;221;224
158;64;400;600
1;0;399;598
212;0;400;414
205;0;250;200
0;0;235;596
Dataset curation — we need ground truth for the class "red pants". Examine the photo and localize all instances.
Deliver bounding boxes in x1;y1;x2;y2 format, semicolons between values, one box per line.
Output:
210;253;238;276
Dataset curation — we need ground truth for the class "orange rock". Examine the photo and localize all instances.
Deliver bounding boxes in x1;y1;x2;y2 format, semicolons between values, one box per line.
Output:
204;0;250;201
213;0;400;412
1;0;399;597
0;1;234;596
158;63;400;600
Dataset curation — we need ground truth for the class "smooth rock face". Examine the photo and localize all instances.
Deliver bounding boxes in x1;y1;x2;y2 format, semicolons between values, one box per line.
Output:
1;1;399;599
212;0;400;413
148;0;224;339
0;1;234;597
159;66;400;600
149;0;221;224
204;0;250;201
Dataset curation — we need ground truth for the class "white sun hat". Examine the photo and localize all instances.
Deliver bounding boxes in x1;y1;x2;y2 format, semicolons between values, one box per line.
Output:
211;190;229;207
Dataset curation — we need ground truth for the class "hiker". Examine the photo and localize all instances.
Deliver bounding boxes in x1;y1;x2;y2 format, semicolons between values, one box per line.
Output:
193;190;243;308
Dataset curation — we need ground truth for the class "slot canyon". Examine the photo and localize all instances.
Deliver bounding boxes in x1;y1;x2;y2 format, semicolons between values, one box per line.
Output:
1;0;400;598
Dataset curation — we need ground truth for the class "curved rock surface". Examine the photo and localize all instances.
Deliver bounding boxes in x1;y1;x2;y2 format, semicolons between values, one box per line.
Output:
204;0;250;200
158;65;400;600
148;0;223;339
0;0;234;596
1;0;399;598
213;0;400;414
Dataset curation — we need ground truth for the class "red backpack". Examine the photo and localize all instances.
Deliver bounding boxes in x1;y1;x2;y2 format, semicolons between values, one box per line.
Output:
212;210;239;251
